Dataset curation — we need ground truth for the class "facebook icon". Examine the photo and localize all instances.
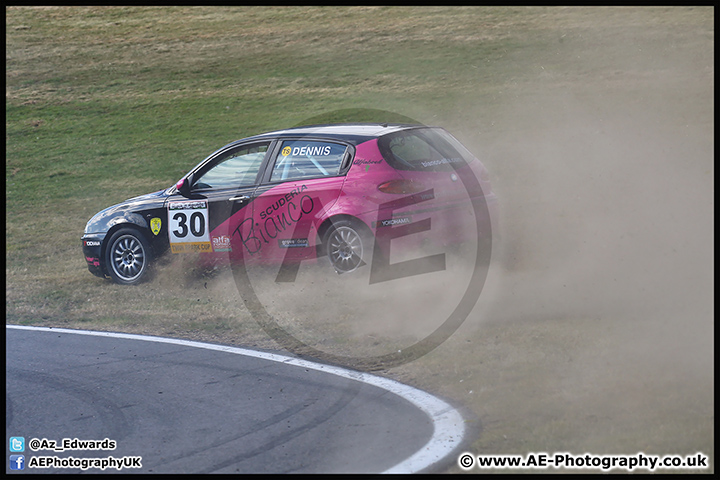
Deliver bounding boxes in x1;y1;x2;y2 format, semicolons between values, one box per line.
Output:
10;455;25;470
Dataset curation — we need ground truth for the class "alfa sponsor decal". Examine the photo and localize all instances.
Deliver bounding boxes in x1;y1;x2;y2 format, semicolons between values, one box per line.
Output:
212;235;232;252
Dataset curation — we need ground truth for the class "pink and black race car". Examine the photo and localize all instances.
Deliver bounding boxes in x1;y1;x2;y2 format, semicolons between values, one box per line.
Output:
81;123;496;285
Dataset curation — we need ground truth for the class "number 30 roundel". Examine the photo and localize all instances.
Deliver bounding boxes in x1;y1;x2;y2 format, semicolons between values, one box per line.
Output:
168;201;211;253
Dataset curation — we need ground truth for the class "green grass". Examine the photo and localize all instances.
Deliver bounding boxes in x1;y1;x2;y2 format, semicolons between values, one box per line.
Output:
6;6;714;473
7;5;541;302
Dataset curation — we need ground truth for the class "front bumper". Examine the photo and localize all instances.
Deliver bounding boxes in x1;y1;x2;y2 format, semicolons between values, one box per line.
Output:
81;233;106;278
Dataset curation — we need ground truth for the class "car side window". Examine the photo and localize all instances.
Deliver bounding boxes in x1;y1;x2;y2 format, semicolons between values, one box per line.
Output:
193;143;269;190
270;140;348;182
378;128;472;171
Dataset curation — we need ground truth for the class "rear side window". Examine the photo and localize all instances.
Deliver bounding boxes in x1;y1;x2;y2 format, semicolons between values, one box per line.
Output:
377;127;475;172
270;140;348;182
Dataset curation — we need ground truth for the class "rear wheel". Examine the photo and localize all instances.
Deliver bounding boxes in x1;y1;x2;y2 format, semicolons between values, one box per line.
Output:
105;228;152;285
324;220;372;274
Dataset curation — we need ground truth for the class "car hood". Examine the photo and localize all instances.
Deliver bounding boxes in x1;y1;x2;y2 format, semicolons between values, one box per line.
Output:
84;189;170;234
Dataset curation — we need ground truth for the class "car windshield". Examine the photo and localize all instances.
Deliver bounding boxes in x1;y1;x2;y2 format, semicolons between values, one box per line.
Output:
377;127;476;172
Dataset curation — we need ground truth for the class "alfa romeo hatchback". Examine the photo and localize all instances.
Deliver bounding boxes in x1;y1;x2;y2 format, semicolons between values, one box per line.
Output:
82;123;495;285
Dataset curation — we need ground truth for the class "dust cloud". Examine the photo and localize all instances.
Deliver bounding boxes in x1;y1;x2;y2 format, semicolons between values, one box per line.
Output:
240;220;483;360
481;22;711;355
440;11;713;455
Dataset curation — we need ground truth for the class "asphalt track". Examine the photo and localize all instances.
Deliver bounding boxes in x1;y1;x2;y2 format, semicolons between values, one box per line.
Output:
5;325;467;473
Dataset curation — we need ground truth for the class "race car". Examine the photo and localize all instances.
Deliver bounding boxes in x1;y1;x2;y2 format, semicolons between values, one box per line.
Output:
81;123;496;285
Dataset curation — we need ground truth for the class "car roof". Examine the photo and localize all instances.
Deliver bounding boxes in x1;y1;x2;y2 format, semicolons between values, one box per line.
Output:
237;123;426;146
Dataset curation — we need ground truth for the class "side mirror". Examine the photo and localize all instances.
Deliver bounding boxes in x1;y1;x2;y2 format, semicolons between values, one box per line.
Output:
175;176;192;198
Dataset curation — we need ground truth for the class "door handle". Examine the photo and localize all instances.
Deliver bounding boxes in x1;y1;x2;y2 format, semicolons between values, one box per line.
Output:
229;195;250;202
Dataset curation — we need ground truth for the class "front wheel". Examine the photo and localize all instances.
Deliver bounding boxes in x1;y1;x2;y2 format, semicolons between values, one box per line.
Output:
324;220;372;274
105;228;152;285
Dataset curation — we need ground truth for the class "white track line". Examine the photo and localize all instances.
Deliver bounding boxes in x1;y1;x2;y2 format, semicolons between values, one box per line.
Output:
7;324;465;473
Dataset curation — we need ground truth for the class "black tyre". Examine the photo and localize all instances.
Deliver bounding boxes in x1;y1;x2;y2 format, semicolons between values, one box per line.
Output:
323;220;372;274
105;228;152;285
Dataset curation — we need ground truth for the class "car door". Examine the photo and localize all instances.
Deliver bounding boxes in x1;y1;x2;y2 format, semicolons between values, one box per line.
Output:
251;138;353;263
165;141;273;262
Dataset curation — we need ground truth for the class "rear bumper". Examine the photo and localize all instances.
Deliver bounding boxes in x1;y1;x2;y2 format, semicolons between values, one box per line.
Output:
362;191;497;255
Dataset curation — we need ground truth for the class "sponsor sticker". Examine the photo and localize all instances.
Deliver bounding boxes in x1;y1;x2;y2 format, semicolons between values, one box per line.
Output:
278;238;309;248
373;216;412;228
85;256;100;267
353;158;382;165
212;235;232;252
